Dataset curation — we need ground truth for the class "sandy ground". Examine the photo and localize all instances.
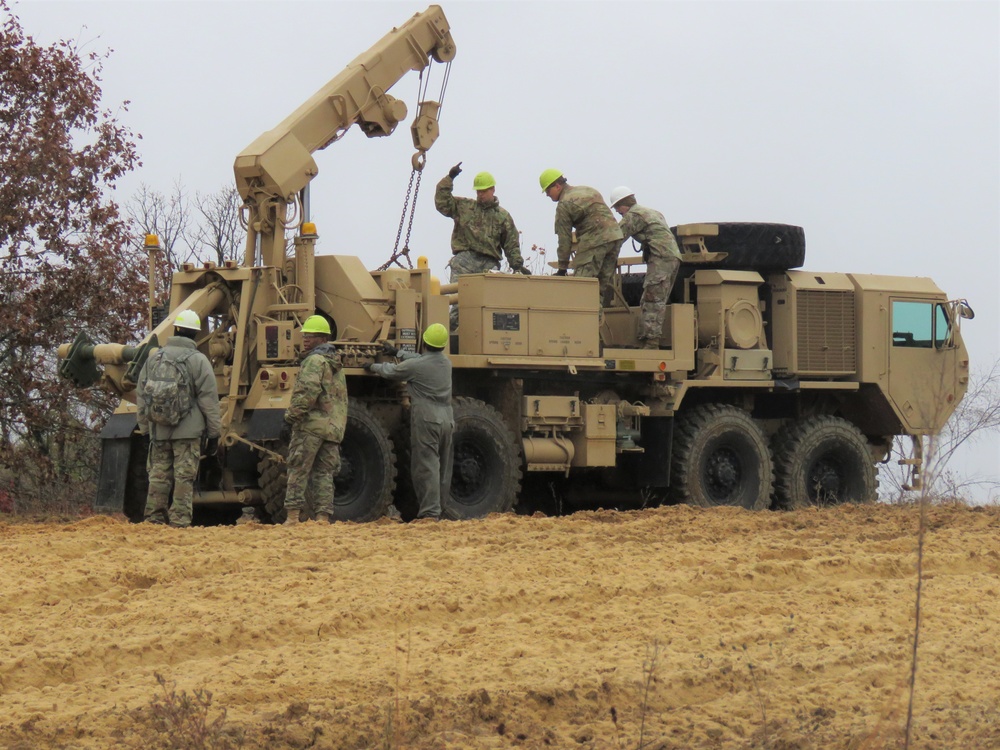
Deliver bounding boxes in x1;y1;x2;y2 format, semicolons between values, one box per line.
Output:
1;503;998;750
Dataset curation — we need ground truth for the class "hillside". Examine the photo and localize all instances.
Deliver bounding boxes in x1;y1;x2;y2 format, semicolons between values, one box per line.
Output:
1;503;998;749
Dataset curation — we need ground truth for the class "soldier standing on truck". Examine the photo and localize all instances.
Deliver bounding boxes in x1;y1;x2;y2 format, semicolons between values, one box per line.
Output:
539;169;624;307
136;309;221;527
281;315;348;526
609;187;683;349
436;162;528;330
366;323;454;521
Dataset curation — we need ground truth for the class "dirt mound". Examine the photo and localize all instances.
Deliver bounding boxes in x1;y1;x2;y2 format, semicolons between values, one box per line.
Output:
1;503;998;749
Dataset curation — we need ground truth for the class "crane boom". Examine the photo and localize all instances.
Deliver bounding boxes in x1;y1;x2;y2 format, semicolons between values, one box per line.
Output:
233;5;456;207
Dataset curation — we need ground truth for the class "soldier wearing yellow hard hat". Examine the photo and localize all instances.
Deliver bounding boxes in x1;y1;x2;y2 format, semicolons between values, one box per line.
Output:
540;169;624;307
436;162;528;330
281;314;346;525
366;323;453;521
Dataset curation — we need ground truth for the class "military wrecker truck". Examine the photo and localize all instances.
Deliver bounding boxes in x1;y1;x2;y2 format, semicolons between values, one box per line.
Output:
58;6;974;523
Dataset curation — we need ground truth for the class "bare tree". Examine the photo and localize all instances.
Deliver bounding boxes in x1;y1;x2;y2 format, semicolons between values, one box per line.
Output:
192;184;243;265
126;181;190;306
128;181;244;275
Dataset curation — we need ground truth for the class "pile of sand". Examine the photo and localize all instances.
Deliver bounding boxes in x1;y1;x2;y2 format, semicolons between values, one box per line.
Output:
1;503;998;749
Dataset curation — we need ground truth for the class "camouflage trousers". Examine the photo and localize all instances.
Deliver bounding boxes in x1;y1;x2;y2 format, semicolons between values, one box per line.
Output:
448;251;499;330
573;240;621;307
284;430;341;517
145;438;201;527
638;255;681;343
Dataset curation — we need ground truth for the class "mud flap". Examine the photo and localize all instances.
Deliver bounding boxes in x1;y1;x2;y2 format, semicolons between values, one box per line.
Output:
95;413;141;515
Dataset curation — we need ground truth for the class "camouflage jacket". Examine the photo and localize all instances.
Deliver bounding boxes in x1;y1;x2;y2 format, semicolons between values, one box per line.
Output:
136;336;221;442
435;176;524;267
554;185;624;269
619;204;682;261
285;343;348;443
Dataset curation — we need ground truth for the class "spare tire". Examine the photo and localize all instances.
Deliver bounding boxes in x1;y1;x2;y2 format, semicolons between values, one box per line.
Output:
672;222;805;271
618;273;646;307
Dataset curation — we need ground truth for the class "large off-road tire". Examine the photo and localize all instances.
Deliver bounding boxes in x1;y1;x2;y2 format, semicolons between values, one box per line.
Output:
674;222;805;270
391;421;420;521
335;400;396;522
619;273;648;307
257;444;289;523
256;400;396;523
671;404;774;510
448;397;522;520
772;416;877;509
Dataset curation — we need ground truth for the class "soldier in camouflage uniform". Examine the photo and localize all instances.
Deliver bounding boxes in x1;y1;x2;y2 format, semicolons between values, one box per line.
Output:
540;169;624;307
366;323;453;521
611;188;683;349
282;315;348;525
436;163;527;329
136;309;221;527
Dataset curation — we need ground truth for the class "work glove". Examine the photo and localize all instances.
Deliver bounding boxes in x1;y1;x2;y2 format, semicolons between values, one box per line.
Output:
554;268;568;277
381;341;399;357
279;422;292;443
448;161;463;179
204;437;219;457
364;362;377;373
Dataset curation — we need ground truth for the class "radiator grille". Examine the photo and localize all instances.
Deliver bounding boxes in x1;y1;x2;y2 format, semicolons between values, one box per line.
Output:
796;290;856;374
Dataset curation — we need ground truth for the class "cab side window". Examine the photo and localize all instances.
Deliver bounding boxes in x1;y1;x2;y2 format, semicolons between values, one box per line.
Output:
892;300;952;349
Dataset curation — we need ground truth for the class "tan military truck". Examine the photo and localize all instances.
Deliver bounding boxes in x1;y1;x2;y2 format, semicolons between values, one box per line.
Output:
58;6;973;523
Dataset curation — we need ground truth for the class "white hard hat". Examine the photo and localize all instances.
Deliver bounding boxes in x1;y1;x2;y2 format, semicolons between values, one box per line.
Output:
609;186;635;207
174;309;201;331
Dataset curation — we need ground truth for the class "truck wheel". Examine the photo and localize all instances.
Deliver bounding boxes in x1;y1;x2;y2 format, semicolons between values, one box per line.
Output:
448;397;522;519
674;222;805;270
772;416;877;509
335;400;396;522
257;446;289;523
671;404;773;510
390;421;425;521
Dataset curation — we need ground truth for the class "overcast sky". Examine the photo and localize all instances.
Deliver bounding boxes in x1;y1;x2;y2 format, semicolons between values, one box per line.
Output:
13;0;1000;495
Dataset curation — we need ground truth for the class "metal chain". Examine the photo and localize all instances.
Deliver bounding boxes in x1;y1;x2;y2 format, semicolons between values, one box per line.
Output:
380;168;419;271
400;168;424;259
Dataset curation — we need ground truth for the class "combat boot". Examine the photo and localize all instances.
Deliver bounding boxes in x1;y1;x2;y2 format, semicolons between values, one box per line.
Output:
283;508;301;526
315;512;332;524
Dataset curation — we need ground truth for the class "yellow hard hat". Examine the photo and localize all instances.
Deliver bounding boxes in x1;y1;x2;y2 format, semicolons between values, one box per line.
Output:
422;323;449;349
302;315;331;335
174;309;201;331
473;172;496;191
539;168;563;192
